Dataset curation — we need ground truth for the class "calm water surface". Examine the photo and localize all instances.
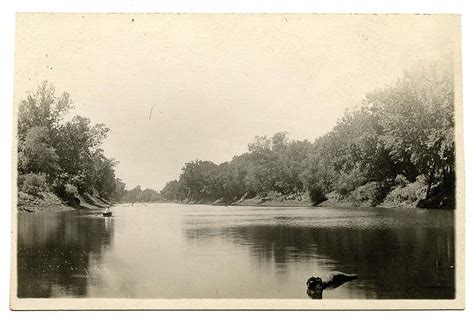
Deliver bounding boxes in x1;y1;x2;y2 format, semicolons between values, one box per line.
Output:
17;204;455;299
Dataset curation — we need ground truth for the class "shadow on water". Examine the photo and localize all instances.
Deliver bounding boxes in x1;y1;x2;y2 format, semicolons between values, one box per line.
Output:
17;205;455;299
184;209;455;299
17;211;114;298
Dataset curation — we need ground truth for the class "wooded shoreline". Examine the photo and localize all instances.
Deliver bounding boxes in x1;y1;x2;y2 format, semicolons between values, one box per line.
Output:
158;191;454;210
16;64;456;212
153;66;455;210
19;184;456;213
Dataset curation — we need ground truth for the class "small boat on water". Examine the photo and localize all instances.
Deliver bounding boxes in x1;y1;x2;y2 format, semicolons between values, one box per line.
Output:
103;206;113;217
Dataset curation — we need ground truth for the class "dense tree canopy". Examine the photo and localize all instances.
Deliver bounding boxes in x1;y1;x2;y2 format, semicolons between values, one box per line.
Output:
160;66;456;209
20;64;455;211
17;81;118;204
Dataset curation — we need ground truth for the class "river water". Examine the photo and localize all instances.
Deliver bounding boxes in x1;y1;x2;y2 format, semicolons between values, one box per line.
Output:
17;203;455;299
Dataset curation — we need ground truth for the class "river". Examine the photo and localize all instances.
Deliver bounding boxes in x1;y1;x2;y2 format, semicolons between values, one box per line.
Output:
17;203;455;299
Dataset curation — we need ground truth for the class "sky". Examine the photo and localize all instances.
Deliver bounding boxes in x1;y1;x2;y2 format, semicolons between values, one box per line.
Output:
14;14;459;191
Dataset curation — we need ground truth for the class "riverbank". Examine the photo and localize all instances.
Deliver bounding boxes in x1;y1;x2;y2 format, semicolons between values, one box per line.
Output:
17;191;113;214
170;192;313;208
161;188;454;209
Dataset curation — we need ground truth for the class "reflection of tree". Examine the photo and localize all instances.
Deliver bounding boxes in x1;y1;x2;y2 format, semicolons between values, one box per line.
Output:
17;212;114;298
184;221;455;299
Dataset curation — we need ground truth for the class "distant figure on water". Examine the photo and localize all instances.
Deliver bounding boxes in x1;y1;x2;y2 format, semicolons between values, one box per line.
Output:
306;272;359;299
103;206;113;217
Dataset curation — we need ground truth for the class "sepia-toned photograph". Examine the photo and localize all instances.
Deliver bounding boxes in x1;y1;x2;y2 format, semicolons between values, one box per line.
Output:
10;13;463;310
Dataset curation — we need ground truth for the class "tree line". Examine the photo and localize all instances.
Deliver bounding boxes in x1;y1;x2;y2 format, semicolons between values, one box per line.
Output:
112;181;163;203
17;81;118;206
160;66;455;208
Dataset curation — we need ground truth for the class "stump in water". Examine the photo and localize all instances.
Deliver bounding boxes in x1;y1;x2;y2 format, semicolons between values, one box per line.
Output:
306;272;359;299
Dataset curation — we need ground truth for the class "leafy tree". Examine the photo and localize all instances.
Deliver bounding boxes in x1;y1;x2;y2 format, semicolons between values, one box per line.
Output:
18;126;59;179
159;64;455;209
180;160;218;200
160;180;187;201
17;81;73;142
367;66;454;198
17;81;118;204
113;178;126;201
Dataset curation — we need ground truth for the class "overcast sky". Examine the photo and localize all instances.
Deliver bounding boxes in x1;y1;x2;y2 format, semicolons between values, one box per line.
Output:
14;14;459;190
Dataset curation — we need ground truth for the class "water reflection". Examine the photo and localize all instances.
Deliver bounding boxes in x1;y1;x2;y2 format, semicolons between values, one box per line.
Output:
183;209;455;299
17;212;114;298
16;205;455;299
